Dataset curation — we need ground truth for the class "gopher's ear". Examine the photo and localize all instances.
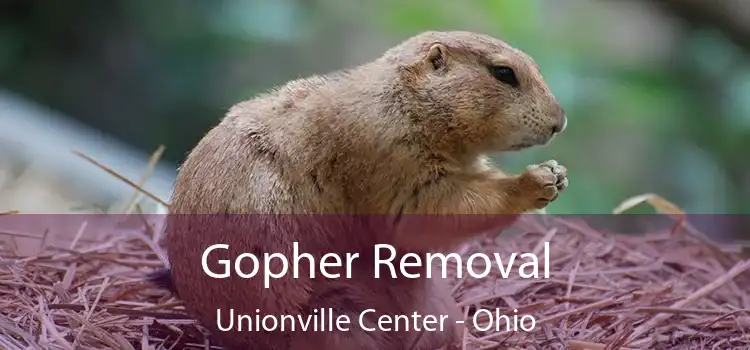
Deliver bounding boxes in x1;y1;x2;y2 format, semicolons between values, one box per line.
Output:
423;43;448;71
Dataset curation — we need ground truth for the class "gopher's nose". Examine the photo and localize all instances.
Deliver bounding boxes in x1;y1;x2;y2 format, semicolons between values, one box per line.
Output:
552;116;567;134
550;103;567;135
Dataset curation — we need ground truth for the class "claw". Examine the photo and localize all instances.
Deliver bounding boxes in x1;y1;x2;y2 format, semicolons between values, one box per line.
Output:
522;160;568;209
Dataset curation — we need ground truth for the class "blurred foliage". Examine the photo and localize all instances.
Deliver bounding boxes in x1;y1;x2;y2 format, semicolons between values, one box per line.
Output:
0;0;749;221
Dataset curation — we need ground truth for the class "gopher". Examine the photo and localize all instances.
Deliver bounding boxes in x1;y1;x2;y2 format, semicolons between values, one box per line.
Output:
151;31;568;350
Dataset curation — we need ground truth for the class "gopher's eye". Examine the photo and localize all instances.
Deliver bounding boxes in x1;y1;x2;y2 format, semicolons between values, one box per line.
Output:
490;66;519;87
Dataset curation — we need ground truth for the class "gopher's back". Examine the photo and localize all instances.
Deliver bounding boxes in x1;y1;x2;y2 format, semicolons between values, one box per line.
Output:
171;71;416;215
171;81;337;215
160;73;415;349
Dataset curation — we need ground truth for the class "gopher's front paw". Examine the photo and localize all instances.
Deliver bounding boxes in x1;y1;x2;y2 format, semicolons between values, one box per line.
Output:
519;159;568;209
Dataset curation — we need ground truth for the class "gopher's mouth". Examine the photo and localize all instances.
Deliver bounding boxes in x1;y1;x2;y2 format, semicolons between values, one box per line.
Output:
508;143;535;150
508;136;554;151
510;130;556;151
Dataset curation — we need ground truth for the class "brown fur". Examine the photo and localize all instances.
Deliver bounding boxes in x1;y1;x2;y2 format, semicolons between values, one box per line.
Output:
157;31;568;350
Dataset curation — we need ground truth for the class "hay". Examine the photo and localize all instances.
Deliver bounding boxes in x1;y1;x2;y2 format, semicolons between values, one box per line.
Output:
1;150;748;349
1;211;748;350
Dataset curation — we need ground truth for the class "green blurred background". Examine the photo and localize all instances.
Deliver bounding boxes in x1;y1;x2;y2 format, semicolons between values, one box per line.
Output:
0;0;748;218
